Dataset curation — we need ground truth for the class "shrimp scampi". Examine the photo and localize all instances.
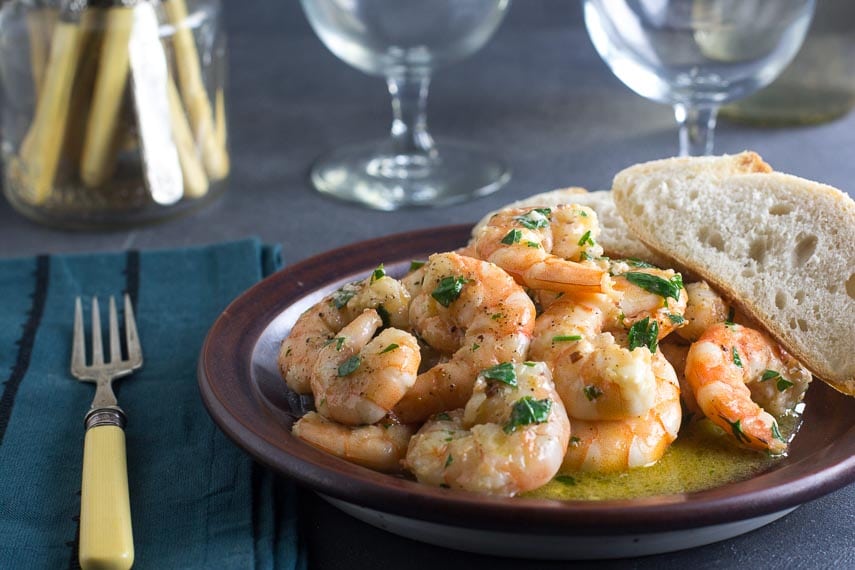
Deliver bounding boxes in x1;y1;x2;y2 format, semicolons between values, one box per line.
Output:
279;267;411;394
685;322;811;454
292;412;415;473
473;205;607;294
394;252;536;423
530;294;659;420
561;351;682;473
312;309;420;426
278;198;817;496
609;261;688;340
405;361;571;496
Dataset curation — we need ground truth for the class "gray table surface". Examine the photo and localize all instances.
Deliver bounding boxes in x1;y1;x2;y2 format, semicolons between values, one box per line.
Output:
1;1;852;568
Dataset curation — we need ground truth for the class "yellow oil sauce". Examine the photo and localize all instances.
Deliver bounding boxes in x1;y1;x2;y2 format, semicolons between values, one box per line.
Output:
525;414;802;501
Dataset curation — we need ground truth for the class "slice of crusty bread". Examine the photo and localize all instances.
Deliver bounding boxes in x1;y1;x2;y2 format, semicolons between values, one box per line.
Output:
472;187;671;267
612;152;855;395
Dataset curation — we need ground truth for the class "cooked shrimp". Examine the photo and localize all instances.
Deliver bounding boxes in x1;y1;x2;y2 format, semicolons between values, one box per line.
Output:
553;333;659;421
561;351;682;473
530;294;658;420
393;252;536;424
405;361;570;496
401;263;426;298
685;322;811;454
473;205;607;294
279;268;411;394
312;309;420;426
659;340;702;422
676;281;730;343
608;261;688;340
292;412;414;473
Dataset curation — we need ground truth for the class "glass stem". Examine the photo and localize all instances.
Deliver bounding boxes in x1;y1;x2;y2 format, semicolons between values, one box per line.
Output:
674;103;718;156
387;73;435;157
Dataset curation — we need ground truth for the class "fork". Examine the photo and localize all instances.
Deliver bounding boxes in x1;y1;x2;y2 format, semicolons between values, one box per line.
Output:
72;294;142;570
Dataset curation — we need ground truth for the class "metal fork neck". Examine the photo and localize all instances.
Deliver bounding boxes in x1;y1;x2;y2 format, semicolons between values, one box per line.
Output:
85;407;127;430
90;375;119;410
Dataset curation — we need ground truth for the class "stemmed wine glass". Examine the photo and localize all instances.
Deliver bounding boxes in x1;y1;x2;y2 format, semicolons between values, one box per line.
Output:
583;0;815;156
300;0;512;210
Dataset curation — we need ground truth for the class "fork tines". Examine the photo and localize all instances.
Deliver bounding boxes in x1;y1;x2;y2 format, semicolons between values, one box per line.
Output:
72;294;142;377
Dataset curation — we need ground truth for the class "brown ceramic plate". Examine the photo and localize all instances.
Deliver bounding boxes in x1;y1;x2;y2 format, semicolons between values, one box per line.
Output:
198;225;855;559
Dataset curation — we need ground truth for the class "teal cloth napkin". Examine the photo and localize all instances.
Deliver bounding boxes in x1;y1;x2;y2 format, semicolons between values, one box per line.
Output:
0;239;306;569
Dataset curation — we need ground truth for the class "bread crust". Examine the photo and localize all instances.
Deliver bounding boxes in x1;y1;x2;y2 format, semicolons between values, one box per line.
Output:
612;152;855;395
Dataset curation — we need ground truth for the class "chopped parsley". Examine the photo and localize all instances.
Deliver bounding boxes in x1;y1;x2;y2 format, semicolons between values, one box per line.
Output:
436;412;452;421
431;276;468;307
444;454;454;468
555;475;577;485
376;304;391;327
732;347;743;368
577;230;594;247
330;287;356;309
777;378;794;392
501;229;523;245
370;263;386;283
504;397;552;433
720;415;751;445
624;271;683;301
525;241;541;248
337;355;361;377
626;257;655;268
761;369;781;382
668;313;685;325
553;334;582;342
628;317;659;352
513;209;551;230
409;260;426;272
479;362;517;387
771;422;786;442
583;385;604;401
380;343;399;354
324;336;346;351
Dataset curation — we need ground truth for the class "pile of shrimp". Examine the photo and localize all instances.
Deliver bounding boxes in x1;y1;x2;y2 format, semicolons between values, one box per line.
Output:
279;204;812;497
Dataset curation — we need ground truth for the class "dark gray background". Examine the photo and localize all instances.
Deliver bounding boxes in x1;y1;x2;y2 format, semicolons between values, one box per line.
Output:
1;1;852;568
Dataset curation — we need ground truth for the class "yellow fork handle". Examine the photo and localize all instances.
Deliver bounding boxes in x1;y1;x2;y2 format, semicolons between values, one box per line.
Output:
80;417;134;570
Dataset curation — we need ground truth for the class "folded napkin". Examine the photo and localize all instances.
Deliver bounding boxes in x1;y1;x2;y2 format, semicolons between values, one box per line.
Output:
0;239;305;569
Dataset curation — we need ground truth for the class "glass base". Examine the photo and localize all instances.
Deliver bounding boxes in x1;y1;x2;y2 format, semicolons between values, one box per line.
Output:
309;139;511;211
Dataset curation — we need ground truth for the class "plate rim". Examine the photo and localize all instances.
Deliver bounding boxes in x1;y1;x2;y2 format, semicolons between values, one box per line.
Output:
198;224;855;535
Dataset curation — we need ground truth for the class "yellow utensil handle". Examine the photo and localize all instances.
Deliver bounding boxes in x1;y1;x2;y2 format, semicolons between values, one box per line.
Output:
80;423;134;570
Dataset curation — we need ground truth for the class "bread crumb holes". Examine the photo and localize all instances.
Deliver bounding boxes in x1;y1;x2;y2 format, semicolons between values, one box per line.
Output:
749;237;768;266
698;226;724;252
769;203;793;215
793;233;817;267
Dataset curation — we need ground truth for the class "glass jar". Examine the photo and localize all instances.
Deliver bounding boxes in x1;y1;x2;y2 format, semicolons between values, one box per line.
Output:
0;0;228;229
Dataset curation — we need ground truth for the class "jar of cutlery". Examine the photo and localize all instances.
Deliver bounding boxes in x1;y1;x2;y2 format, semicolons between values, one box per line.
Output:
0;0;228;229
